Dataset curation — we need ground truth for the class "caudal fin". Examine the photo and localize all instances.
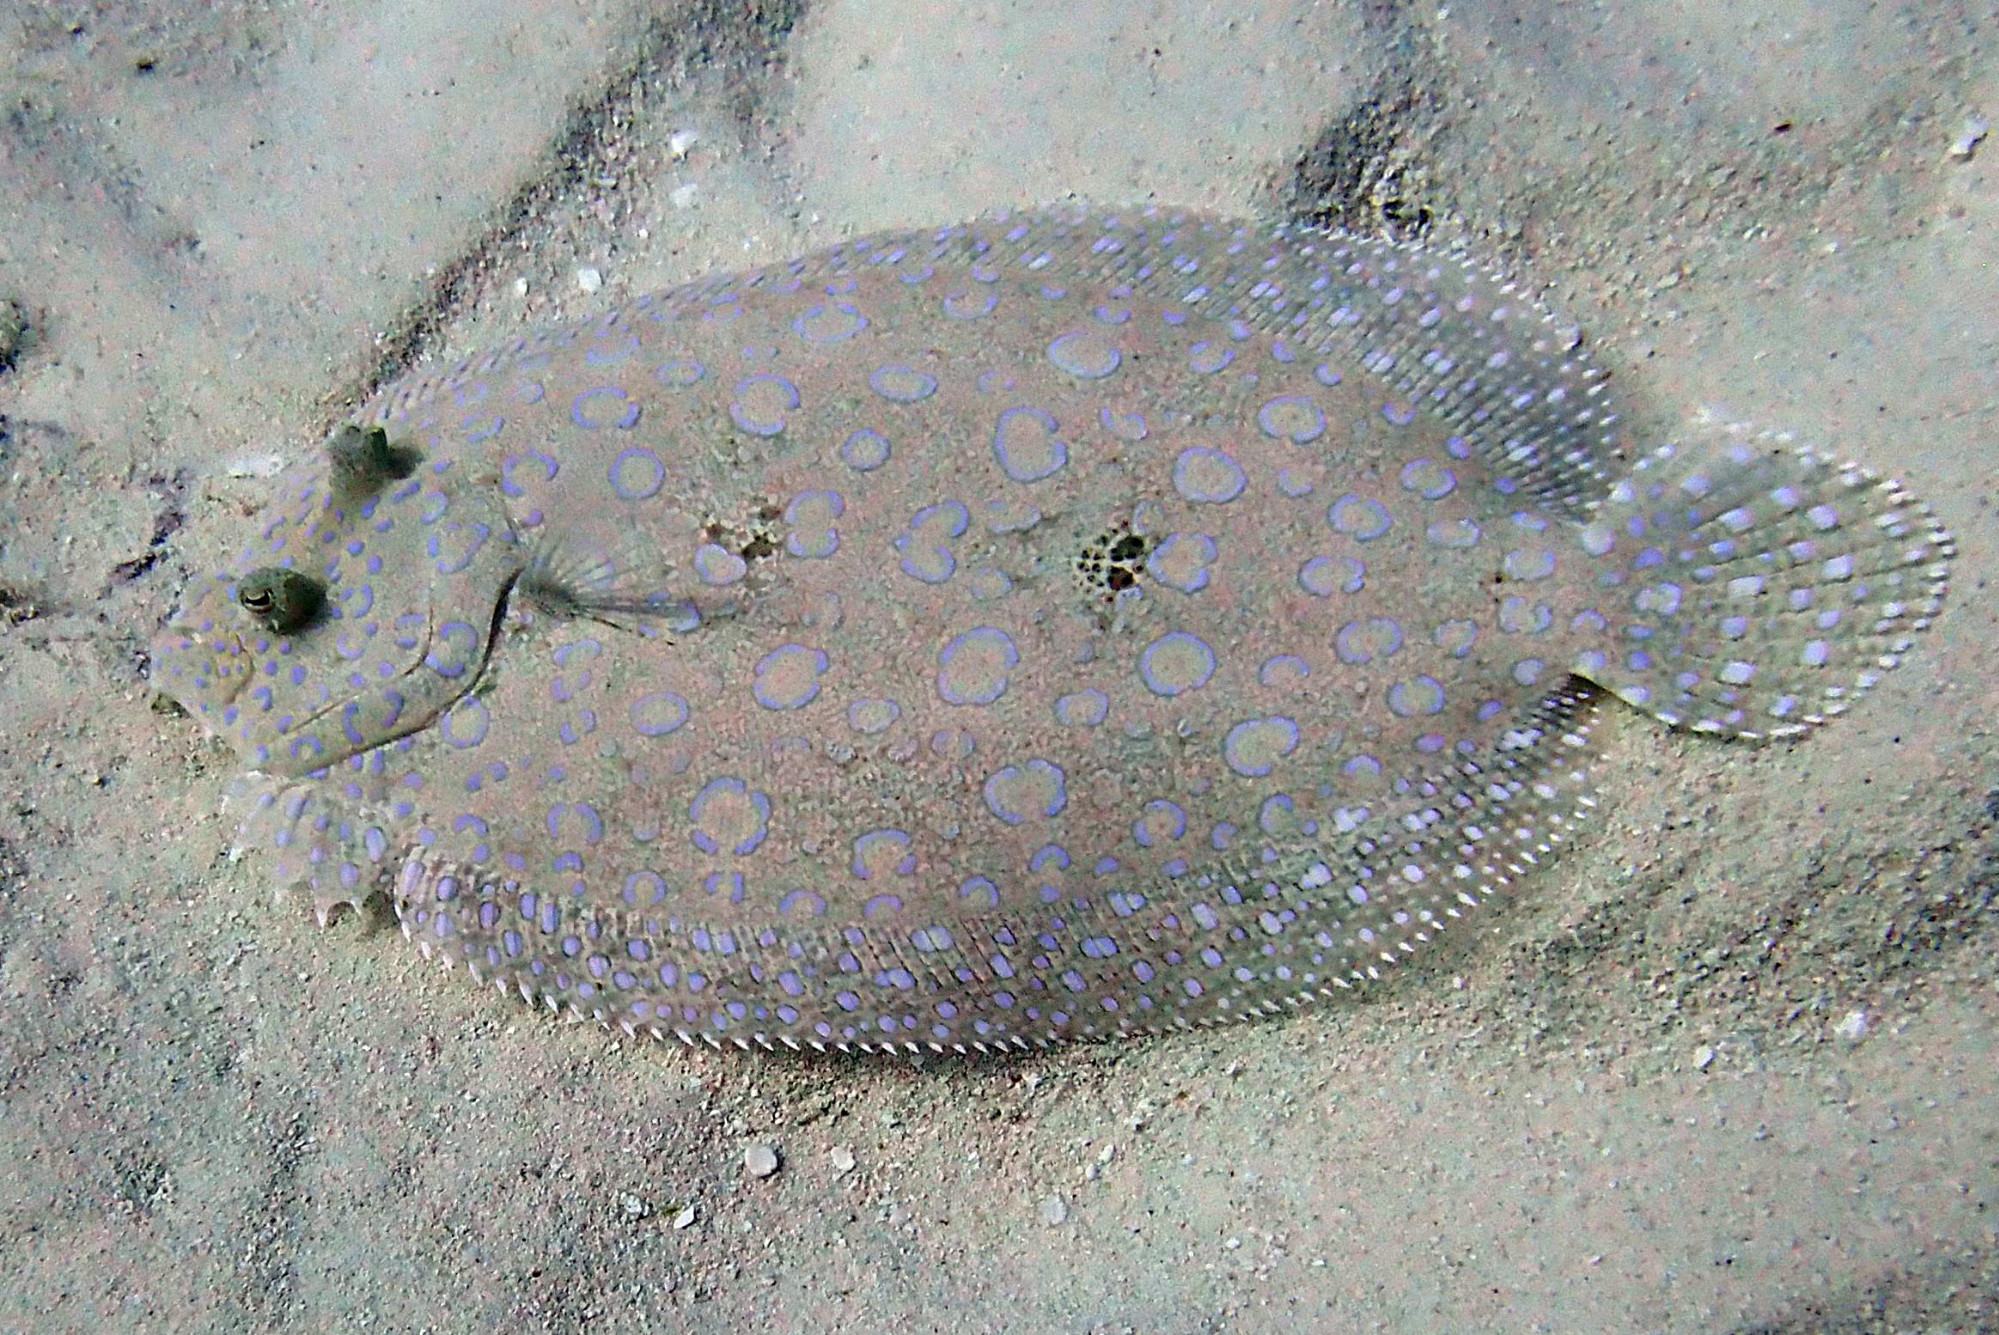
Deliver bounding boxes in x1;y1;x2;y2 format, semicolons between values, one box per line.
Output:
1572;426;1952;739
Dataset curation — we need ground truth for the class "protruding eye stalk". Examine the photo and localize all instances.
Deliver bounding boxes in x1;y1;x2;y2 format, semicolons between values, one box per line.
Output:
328;423;422;508
237;567;326;635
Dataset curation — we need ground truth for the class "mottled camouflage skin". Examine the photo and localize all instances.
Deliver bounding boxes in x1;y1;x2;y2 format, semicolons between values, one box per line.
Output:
152;207;1950;1052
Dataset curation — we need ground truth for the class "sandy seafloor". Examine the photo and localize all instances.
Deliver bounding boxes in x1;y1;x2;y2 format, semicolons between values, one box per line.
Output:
0;2;1994;1332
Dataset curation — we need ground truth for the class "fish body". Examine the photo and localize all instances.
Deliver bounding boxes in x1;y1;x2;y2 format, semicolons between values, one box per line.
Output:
151;206;1950;1052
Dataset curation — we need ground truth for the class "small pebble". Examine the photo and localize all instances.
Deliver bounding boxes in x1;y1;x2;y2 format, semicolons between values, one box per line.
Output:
829;1146;856;1175
1947;115;1989;162
512;276;530;298
743;1143;781;1179
672;1203;697;1230
575;266;603;294
0;298;26;370
225;452;289;480
1693;1045;1715;1071
668;128;700;159
1834;1009;1871;1042
1039;1194;1068;1227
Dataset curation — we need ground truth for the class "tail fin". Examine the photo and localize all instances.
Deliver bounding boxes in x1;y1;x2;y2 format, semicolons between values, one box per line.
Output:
1572;425;1952;739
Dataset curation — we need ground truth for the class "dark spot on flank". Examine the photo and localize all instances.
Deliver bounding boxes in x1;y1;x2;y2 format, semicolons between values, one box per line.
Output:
1074;521;1156;610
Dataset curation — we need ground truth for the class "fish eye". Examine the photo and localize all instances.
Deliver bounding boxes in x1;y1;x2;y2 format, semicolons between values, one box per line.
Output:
328;424;423;507
237;567;327;635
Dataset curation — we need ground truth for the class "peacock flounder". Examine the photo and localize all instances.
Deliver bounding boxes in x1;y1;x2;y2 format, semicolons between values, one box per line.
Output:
151;206;1952;1053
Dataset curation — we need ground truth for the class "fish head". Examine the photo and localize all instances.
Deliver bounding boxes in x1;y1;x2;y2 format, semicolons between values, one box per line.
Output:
151;427;523;778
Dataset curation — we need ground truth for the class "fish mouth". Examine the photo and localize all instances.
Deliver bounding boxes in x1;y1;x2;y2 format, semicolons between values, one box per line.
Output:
147;577;506;776
148;608;255;734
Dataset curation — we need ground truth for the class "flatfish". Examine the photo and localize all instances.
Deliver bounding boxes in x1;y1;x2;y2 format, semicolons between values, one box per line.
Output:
150;206;1952;1053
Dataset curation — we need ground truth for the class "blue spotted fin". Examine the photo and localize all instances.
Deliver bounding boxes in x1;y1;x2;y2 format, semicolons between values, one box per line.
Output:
1580;430;1951;737
395;682;1606;1034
